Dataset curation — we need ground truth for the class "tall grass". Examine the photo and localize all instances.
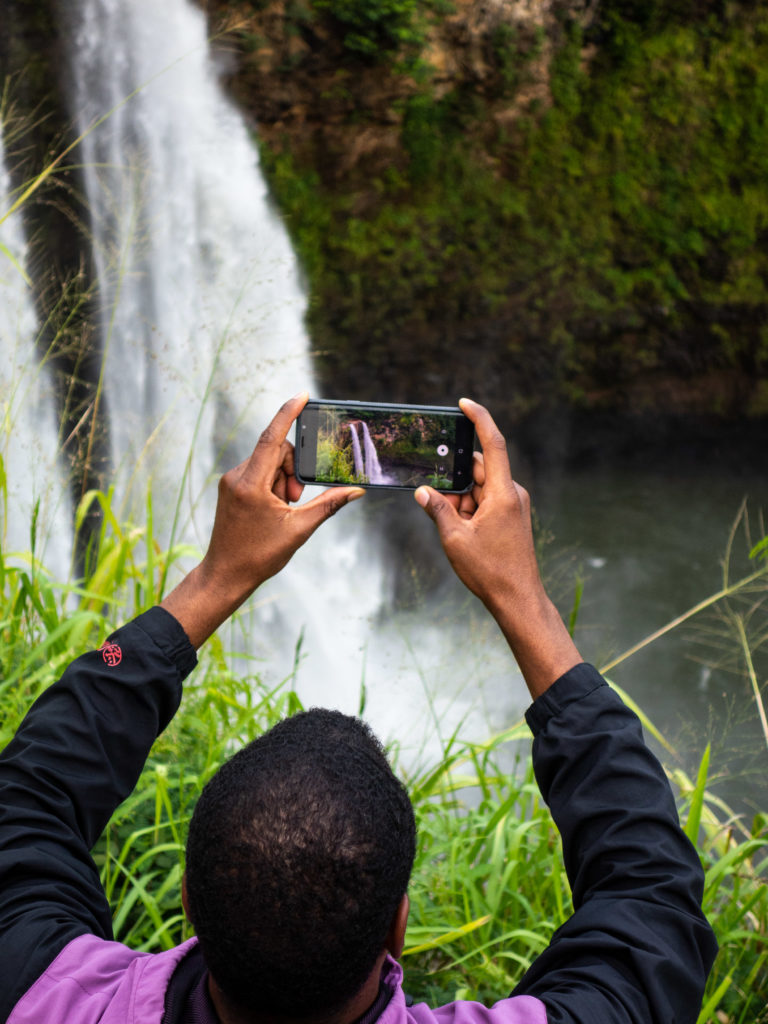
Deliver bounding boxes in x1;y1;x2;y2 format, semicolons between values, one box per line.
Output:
0;482;766;1021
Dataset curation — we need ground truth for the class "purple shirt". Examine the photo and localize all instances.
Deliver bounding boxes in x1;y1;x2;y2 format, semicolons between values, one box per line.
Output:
8;936;546;1024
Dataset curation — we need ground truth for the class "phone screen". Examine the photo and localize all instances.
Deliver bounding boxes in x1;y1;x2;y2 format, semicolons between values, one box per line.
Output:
296;401;475;492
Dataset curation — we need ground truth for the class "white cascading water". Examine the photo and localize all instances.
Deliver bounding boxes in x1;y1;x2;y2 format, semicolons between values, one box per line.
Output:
67;0;311;517
0;135;71;581
62;0;397;712
348;421;392;484
360;421;390;484
348;423;364;479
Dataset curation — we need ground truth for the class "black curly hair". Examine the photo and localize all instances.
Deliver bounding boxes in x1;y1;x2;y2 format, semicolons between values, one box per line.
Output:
185;708;417;1021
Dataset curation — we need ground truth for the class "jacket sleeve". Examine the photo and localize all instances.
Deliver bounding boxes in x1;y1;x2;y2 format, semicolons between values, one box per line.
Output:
0;606;197;1024
512;662;718;1024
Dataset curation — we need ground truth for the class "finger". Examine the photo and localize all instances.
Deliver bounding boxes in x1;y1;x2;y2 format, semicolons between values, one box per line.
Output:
472;450;485;487
272;466;288;502
277;442;305;503
457;489;478;520
459;398;512;490
268;442;295;501
286;474;304;504
436;493;462;512
272;441;295;494
512;479;531;516
245;392;309;485
281;441;295;477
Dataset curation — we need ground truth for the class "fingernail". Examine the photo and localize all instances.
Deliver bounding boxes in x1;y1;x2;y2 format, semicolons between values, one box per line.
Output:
346;489;365;503
414;487;429;508
292;389;309;401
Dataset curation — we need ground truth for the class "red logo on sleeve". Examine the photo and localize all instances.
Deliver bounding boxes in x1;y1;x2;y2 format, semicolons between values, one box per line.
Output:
101;642;123;667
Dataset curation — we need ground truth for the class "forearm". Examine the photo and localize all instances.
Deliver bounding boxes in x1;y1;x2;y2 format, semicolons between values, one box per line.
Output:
485;585;582;700
160;563;248;650
417;400;716;1017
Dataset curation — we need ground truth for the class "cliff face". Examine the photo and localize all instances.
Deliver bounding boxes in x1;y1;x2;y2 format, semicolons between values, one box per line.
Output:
201;0;593;177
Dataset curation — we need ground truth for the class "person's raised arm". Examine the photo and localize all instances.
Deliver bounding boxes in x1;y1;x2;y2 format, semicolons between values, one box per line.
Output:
413;397;581;699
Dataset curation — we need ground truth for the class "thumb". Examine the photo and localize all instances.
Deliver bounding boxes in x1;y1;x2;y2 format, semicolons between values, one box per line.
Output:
414;487;461;535
294;486;365;537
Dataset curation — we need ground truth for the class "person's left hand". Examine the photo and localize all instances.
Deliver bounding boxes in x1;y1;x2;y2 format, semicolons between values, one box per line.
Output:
161;392;364;648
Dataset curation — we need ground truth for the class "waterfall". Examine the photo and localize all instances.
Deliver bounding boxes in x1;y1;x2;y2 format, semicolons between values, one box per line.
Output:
348;423;364;478
0;135;71;579
60;0;387;706
348;421;392;484
360;422;389;484
68;0;313;523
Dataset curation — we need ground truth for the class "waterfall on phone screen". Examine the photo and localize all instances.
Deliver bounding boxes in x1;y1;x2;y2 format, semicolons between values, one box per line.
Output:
0;135;71;579
360;422;388;485
348;423;365;479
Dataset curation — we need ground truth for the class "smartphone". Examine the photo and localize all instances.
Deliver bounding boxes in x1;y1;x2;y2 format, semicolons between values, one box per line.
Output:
295;399;475;492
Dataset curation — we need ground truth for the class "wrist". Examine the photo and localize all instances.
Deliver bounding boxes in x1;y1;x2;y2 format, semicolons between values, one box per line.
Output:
486;587;582;700
161;563;263;650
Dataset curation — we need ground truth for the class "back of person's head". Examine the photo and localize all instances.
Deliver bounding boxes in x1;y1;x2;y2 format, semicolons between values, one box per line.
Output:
185;708;416;1022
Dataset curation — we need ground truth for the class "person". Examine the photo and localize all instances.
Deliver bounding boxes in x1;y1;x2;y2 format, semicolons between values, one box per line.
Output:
0;393;717;1024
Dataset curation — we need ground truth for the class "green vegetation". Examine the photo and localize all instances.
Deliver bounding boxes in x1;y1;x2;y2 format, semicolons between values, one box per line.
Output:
426;469;450;489
261;4;768;417
311;0;430;63
0;480;766;1021
316;433;364;482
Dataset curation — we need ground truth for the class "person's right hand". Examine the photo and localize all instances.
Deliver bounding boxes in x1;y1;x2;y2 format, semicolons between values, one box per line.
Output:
414;399;542;613
414;398;581;698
